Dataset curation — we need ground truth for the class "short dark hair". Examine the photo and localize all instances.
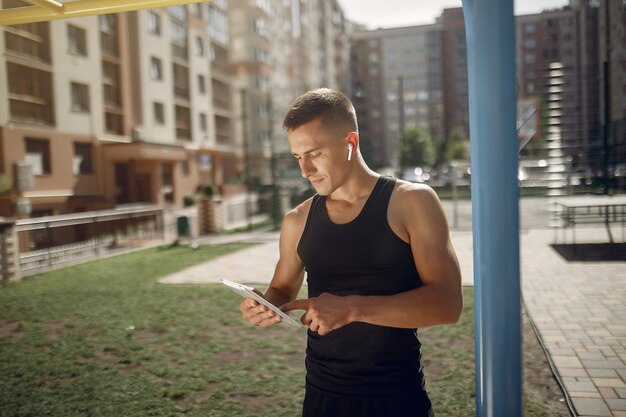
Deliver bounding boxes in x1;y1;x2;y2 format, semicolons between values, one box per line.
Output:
282;88;358;134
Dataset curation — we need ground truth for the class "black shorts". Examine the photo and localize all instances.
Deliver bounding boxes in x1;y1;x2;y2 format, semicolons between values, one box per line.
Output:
302;384;434;417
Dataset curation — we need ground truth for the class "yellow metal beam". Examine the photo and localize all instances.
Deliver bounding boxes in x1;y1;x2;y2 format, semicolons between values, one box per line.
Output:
0;0;205;26
24;0;65;14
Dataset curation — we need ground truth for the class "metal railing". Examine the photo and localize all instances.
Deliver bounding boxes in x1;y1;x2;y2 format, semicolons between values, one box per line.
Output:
16;205;164;276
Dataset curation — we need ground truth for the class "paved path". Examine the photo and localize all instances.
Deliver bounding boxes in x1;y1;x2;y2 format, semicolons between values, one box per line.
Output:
159;225;625;416
521;228;626;417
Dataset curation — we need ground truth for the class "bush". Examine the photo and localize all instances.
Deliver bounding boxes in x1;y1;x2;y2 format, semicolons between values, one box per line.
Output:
0;174;11;194
183;194;196;207
202;183;215;197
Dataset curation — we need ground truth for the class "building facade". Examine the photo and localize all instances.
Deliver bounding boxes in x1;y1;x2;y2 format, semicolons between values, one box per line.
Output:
350;22;446;169
0;1;242;217
0;0;354;219
517;1;626;190
227;0;350;187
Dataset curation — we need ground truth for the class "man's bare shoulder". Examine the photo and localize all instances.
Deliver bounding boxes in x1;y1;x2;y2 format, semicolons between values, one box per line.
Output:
389;178;448;234
392;179;441;208
282;195;315;230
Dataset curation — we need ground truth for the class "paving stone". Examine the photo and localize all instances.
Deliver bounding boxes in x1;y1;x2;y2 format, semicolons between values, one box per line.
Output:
551;348;576;356
571;397;611;416
606;399;626;411
560;367;589;377
598;387;618;399
615;387;626;399
570;392;602;398
554;355;583;368
582;360;626;370
578;352;608;361
599;348;617;358
587;369;619;378
593;378;626;388
587;329;613;337
612;411;626;417
565;379;600;393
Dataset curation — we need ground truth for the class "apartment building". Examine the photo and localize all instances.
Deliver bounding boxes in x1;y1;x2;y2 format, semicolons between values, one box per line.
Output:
227;0;350;186
441;8;469;141
0;1;237;218
517;1;626;183
592;0;626;174
350;23;445;169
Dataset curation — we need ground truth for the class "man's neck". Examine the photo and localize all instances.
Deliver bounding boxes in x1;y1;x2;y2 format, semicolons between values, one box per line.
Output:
328;166;379;204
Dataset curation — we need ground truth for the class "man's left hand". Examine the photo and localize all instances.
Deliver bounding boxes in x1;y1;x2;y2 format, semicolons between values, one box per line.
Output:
281;293;353;336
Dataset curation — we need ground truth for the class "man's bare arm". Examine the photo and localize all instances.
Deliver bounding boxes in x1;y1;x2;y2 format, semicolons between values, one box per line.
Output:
239;200;309;327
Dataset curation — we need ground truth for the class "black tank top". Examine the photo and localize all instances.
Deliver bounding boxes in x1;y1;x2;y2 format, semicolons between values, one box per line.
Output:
297;175;427;397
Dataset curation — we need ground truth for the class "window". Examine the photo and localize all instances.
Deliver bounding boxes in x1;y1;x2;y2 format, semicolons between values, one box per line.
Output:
523;23;535;34
255;75;269;91
99;14;118;57
543;49;558;59
199;112;207;131
173;63;190;98
70;82;90;112
175;105;191;139
7;62;55;125
150;57;163;80
195;36;204;56
192;3;203;17
170;20;187;47
252;18;268;38
524;53;535;64
4;21;51;62
253;47;268;63
161;163;175;203
67;24;87;56
153;102;165;124
25;138;51;175
523;38;536;49
148;11;161;35
543;19;555;28
198;75;206;94
73;142;93;175
208;6;229;44
102;61;121;107
105;112;123;135
168;5;187;21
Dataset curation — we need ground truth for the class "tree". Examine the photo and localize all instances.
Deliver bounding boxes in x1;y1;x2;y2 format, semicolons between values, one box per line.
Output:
444;128;470;162
399;124;437;170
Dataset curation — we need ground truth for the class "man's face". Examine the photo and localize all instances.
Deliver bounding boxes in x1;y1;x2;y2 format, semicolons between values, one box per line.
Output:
288;118;349;196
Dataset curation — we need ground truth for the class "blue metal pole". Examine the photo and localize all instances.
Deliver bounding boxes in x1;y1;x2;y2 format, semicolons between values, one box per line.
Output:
461;1;522;416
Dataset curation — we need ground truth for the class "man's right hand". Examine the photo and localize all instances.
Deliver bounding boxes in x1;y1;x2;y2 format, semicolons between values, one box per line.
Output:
239;291;283;328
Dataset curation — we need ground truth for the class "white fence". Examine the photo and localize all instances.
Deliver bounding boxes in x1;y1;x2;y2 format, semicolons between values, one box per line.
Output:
16;205;164;276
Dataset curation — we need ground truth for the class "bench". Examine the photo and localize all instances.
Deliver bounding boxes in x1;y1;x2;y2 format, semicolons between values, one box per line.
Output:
551;196;626;244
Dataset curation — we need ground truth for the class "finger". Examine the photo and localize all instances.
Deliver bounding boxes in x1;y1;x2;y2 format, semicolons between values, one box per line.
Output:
249;307;275;323
281;298;311;312
242;304;264;320
258;315;282;328
317;327;330;336
300;312;312;326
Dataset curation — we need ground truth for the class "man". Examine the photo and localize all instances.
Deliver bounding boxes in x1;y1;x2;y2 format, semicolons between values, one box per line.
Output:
240;88;462;416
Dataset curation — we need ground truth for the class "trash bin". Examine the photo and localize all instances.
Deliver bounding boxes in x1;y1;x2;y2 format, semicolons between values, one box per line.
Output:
176;215;190;238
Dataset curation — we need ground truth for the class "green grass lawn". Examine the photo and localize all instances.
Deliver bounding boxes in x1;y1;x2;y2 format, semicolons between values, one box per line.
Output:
0;243;558;416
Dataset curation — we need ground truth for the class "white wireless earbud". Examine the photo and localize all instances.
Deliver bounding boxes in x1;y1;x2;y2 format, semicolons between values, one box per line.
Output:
347;143;353;161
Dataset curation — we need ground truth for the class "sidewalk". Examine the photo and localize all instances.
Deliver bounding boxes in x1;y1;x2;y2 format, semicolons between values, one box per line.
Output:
159;226;625;417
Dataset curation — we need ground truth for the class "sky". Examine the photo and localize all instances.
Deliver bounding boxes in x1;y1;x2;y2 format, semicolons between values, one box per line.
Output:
338;0;570;29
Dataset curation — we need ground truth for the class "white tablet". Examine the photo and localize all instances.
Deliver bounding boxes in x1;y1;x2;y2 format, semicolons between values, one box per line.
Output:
220;279;303;328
